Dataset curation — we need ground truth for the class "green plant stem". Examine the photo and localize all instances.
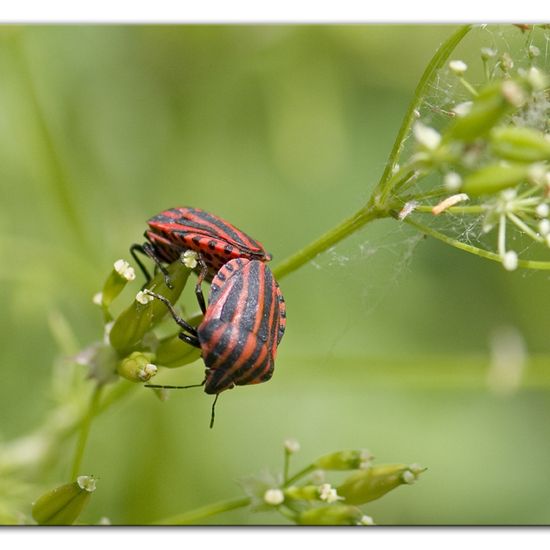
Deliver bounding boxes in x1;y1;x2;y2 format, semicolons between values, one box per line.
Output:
273;206;386;281
272;25;472;282
372;25;472;206
153;496;251;525
403;215;550;270
284;464;316;487
70;384;103;481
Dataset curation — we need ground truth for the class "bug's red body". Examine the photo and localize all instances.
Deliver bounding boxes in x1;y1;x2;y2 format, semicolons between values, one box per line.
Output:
198;258;286;394
145;207;272;279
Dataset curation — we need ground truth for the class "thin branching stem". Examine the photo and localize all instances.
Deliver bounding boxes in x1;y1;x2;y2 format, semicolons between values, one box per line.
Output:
403;215;550;270
153;496;251;525
272;25;473;282
70;384;103;480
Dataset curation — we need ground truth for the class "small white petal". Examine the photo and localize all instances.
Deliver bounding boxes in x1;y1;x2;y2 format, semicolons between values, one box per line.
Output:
402;471;416;485
92;292;103;306
264;489;284;506
182;250;199;269
528;164;547;185
501;189;517;201
413;122;441;151
138;363;158;381
77;476;97;493
136;290;154;305
539;219;550;236
452;101;473;117
449;60;468;75
527;66;546;91
502;251;518;271
501;80;525;108
318;484;343;504
529;44;541;58
536;203;550;218
358;515;375;526
284;439;300;454
444;172;462;192
481;47;497;59
409;463;425;474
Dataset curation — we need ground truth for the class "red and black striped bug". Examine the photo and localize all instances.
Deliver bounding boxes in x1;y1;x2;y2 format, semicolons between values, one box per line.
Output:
145;258;286;428
131;207;272;313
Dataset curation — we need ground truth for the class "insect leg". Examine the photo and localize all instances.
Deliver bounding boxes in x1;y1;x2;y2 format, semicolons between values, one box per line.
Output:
139;242;174;289
130;243;153;284
144;289;199;345
194;254;210;314
145;379;206;390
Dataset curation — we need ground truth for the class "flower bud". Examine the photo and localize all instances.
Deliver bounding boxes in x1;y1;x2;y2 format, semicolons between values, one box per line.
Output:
263;489;285;506
295;504;365;526
490;126;550;163
284;485;322;502
284;439;300;454
460;163;529;196
313;449;373;471
117;351;157;382
32;476;96;525
337;463;426;505
446;80;525;142
109;259;192;354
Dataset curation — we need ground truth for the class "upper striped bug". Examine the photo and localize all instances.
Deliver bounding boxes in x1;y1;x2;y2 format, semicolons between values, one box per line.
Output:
145;258;286;428
131;207;272;313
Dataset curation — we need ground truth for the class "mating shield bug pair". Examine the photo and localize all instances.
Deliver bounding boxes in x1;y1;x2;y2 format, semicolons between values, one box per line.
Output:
132;207;286;427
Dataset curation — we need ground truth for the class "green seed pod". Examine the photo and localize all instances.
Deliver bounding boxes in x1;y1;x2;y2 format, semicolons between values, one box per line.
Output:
337;463;425;505
155;334;201;368
32;476;96;525
109;260;191;355
313;449;372;471
446;80;525;142
461;162;529;196
284;485;321;502
490;126;550;163
295;504;364;526
117;351;157;382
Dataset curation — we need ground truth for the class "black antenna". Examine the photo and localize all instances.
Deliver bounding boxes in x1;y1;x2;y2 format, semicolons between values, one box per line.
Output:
210;394;220;429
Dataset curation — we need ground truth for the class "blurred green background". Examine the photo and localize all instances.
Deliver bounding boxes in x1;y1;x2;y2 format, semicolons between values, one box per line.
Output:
2;24;550;525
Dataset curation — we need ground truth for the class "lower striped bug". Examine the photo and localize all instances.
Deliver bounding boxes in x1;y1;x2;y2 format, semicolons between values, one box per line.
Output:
145;258;286;428
131;207;272;314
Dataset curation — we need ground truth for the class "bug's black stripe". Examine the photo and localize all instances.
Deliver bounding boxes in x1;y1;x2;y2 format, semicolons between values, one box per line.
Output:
234;342;272;386
201;261;249;369
189;209;261;252
255;266;277;344
208;262;279;389
237;261;264;335
218;263;246;324
211;330;268;390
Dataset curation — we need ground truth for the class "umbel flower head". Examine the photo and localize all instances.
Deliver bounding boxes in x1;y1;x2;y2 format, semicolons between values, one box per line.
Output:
390;25;550;272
